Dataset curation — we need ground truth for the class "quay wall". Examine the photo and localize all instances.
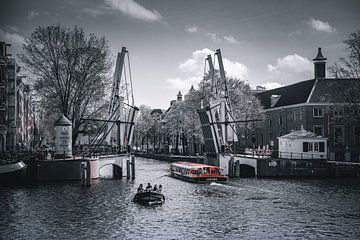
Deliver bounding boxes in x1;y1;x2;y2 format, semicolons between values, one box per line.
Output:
257;158;360;178
37;158;99;181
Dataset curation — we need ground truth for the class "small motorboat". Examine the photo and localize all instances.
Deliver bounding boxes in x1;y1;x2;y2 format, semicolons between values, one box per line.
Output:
133;191;165;206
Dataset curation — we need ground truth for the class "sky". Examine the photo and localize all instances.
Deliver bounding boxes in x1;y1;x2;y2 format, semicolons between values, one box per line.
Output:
1;0;359;109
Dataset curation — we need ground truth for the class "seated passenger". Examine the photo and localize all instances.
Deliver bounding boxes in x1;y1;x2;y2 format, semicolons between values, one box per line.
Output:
146;183;152;191
153;184;158;191
137;184;144;193
158;184;162;192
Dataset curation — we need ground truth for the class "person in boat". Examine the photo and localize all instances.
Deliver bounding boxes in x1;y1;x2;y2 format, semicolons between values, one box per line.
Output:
137;184;144;193
158;184;162;192
153;184;158;192
146;183;152;192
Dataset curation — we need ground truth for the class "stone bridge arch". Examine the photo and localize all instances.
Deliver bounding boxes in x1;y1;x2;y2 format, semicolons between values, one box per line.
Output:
98;155;129;178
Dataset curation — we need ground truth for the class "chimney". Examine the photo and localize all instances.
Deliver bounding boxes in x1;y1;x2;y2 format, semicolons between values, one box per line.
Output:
270;95;281;107
313;47;327;79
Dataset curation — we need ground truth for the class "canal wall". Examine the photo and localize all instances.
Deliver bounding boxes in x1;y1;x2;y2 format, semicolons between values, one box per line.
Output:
37;158;99;181
257;158;360;178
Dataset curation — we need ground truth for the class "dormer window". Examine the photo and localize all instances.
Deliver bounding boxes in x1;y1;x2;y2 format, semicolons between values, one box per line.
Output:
270;95;281;107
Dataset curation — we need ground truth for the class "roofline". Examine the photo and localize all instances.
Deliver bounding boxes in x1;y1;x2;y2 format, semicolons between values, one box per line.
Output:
306;79;318;103
263;102;357;112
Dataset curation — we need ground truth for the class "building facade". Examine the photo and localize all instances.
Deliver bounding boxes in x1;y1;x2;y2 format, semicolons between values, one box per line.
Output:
0;42;10;151
254;48;360;161
0;41;37;152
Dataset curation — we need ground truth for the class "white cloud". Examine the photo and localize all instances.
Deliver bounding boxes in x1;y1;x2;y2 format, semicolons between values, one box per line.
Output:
207;33;239;44
0;29;24;46
261;82;282;90
167;48;249;90
105;0;162;22
267;54;312;75
28;10;39;20
307;17;336;33
207;32;219;42
223;35;238;44
185;26;198;33
267;54;313;84
167;77;200;91
82;8;104;17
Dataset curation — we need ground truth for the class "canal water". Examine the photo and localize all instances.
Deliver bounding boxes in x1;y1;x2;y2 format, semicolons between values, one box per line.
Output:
1;157;360;240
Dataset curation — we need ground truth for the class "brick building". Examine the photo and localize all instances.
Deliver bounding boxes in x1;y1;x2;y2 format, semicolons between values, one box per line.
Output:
254;48;360;161
0;42;10;151
0;41;37;152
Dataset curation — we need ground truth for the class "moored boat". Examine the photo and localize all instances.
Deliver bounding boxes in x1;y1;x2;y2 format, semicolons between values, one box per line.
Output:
0;161;27;185
133;191;165;206
170;162;228;183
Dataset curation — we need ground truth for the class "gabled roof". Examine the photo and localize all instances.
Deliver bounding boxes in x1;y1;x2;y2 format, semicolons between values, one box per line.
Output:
256;78;360;109
309;78;360;103
150;109;163;116
278;128;327;140
255;79;315;109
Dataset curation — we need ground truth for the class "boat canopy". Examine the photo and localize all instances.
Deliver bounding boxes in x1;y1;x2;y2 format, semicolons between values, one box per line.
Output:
171;162;221;170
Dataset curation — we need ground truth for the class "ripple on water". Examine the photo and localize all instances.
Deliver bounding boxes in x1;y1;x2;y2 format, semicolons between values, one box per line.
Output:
1;158;360;239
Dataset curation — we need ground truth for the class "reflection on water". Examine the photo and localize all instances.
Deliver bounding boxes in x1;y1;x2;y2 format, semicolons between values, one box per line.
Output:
1;157;360;239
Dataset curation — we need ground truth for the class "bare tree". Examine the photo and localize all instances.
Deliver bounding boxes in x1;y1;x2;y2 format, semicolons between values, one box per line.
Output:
19;25;112;145
329;31;360;79
327;30;360;123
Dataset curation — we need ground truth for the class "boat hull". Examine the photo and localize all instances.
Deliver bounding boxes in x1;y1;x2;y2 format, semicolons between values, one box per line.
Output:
0;161;27;185
170;172;227;183
133;191;165;206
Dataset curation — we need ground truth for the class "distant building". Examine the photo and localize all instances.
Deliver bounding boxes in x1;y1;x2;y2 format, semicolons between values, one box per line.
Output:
250;85;266;94
0;42;37;152
0;42;10;151
254;48;360;161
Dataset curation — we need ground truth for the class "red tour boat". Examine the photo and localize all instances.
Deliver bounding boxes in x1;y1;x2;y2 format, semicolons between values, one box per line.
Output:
170;162;228;183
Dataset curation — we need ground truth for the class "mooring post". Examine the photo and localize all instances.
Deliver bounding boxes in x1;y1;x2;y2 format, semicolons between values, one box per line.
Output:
228;155;234;177
80;162;85;186
86;160;91;186
131;155;135;179
126;159;130;179
235;160;240;177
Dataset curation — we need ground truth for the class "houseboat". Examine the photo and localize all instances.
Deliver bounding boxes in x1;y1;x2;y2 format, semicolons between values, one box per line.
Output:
170;162;228;183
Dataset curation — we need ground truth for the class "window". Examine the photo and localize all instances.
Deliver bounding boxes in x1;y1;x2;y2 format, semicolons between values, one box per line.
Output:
355;126;360;146
313;107;324;117
333;108;343;117
313;125;324;136
278;115;283;125
334;126;344;145
300;108;305;120
293;109;298;121
268;132;272;141
304;142;323;152
268;115;272;127
308;142;313;151
314;142;319;151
